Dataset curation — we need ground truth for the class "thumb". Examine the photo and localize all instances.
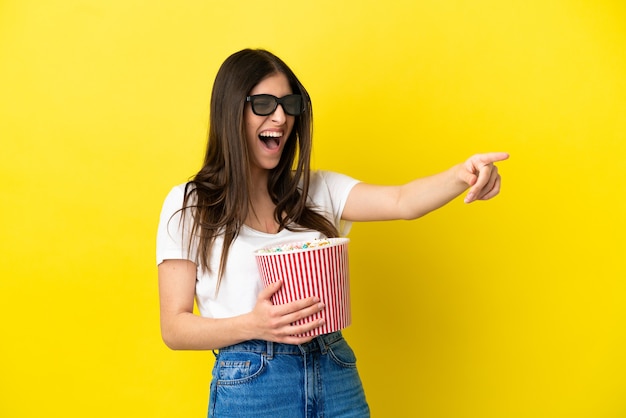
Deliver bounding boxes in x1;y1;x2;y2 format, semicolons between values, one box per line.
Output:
464;172;479;187
258;280;282;302
460;162;479;187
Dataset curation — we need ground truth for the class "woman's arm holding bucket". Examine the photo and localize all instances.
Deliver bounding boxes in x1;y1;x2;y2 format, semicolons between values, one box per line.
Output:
158;259;324;350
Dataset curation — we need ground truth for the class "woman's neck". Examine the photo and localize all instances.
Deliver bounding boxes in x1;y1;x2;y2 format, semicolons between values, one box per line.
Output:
246;170;280;234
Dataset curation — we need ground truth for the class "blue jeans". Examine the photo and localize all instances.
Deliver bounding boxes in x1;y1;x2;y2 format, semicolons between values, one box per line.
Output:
208;331;370;417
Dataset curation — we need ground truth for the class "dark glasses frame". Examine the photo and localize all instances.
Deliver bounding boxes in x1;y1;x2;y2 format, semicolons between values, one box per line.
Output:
245;94;304;116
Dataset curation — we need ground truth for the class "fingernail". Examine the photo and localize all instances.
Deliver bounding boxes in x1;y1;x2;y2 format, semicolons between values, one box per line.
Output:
465;192;474;203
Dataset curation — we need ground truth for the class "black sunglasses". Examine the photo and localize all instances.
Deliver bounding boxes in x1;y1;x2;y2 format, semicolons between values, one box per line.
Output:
245;94;303;116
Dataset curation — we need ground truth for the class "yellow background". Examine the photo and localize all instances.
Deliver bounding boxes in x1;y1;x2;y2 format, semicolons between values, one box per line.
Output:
1;0;625;417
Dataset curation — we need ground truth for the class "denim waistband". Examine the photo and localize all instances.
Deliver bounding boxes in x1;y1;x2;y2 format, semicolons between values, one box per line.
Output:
217;331;344;358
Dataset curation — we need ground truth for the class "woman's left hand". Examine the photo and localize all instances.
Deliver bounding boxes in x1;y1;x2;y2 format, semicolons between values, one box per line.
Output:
460;152;510;203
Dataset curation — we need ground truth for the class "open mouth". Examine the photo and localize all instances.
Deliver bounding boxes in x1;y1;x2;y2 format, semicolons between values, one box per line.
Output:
259;131;282;150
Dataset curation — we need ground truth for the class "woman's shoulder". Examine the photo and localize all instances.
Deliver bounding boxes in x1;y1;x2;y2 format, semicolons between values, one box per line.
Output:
306;170;360;206
161;182;196;207
309;170;359;189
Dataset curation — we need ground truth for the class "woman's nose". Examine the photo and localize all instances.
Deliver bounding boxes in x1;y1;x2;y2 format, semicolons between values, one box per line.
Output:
270;104;287;123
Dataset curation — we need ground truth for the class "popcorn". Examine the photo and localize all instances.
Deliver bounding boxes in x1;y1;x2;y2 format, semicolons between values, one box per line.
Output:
256;238;333;254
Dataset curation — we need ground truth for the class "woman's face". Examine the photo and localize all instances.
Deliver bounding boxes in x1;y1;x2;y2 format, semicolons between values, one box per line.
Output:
244;72;295;178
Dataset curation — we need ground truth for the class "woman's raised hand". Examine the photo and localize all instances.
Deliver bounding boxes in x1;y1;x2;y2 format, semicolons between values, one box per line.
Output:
460;152;510;203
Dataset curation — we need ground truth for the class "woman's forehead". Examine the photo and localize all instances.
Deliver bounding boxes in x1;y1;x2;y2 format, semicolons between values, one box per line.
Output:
249;73;292;96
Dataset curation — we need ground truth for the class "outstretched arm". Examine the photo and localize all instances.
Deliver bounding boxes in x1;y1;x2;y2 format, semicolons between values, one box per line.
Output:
342;152;509;222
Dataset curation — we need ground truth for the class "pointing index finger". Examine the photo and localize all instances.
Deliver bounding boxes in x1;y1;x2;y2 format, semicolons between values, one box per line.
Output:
478;152;510;165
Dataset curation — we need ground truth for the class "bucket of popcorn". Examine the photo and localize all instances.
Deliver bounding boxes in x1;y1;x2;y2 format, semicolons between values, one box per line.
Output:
254;238;351;337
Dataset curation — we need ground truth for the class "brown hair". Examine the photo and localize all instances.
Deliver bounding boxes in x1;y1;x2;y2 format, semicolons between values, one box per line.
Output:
180;49;338;288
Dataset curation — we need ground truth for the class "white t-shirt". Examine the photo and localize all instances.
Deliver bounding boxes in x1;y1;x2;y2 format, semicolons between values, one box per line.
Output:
156;170;359;319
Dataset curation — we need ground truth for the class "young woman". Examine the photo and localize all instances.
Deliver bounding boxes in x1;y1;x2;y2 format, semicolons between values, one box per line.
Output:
157;48;508;417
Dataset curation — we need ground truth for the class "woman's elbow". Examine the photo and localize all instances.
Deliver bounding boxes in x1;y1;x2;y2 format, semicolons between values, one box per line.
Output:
160;324;187;350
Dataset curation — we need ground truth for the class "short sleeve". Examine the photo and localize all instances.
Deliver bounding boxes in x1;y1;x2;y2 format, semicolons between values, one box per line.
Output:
156;184;197;265
308;171;360;236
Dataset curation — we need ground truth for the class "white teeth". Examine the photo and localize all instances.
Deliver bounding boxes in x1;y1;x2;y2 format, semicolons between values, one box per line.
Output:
259;131;282;138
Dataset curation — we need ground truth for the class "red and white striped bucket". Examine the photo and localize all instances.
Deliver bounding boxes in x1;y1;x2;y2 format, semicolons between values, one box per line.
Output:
254;238;351;337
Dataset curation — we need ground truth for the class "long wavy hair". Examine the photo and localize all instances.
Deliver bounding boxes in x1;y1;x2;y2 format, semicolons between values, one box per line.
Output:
180;49;338;288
